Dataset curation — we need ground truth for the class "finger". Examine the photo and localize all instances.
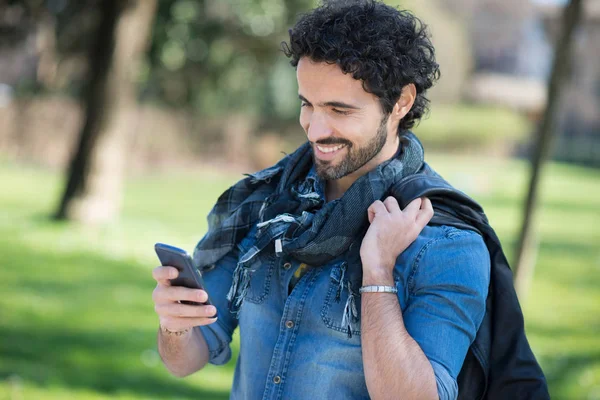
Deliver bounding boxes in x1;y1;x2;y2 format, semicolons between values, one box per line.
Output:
415;197;434;228
154;286;200;305
156;303;218;318
367;200;388;223
160;316;218;331
152;266;178;284
383;196;401;215
155;286;209;304
402;197;422;217
169;287;209;303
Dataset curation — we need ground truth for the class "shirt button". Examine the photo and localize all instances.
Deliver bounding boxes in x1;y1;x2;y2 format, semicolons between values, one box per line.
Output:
285;320;294;329
273;375;281;384
283;262;292;270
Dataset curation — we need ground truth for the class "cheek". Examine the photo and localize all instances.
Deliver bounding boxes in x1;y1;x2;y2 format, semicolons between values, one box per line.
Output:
299;109;310;132
335;118;367;144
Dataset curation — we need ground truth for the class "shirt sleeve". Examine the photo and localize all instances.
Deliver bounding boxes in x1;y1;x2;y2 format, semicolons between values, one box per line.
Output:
402;228;491;400
196;247;239;365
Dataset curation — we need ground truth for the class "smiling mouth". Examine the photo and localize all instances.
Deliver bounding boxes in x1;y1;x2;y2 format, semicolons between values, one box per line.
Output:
313;143;348;161
315;144;346;153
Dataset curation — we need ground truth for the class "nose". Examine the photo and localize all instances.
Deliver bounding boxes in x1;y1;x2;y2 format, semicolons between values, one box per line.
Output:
306;112;334;143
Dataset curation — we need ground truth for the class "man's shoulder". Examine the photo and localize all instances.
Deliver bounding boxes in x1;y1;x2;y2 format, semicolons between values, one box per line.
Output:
411;224;485;252
396;224;489;277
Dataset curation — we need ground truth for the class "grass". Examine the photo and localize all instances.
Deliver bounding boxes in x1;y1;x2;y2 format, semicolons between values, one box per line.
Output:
0;155;599;400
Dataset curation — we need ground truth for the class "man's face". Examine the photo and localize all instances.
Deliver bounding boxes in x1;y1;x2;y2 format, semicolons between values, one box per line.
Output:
296;58;396;181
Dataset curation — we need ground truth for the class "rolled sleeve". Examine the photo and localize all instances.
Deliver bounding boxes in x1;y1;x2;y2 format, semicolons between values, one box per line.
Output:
403;228;490;400
431;359;459;400
198;322;233;365
196;248;239;365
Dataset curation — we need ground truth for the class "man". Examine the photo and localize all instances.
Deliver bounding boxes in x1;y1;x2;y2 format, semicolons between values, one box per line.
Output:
151;2;547;399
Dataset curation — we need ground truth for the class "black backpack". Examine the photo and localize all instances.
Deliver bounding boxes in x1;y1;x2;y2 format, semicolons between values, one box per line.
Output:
390;163;550;400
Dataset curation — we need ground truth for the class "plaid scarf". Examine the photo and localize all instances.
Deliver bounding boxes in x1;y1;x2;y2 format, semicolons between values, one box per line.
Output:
193;132;425;337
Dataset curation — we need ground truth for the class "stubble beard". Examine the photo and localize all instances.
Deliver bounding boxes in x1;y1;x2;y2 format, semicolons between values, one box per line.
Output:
314;117;389;181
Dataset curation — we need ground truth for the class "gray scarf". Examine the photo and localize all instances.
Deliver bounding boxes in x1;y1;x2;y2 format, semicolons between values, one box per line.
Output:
193;132;425;337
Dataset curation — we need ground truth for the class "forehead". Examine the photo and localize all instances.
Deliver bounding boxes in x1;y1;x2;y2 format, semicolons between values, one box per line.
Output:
296;58;375;103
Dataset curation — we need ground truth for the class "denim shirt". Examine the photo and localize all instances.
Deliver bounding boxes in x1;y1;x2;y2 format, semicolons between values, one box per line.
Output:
198;167;491;400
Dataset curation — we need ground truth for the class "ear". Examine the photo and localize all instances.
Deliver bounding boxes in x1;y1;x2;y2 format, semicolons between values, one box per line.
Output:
390;83;416;124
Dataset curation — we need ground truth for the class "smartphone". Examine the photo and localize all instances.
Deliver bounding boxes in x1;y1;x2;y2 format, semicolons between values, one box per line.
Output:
154;243;214;307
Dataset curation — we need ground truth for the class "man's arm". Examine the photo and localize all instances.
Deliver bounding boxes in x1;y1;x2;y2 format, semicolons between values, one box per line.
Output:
152;266;219;377
359;197;490;399
360;230;490;400
152;244;240;376
157;324;210;377
361;272;438;400
359;196;437;399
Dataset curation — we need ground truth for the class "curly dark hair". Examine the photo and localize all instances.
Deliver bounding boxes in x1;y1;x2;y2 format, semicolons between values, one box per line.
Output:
282;0;440;134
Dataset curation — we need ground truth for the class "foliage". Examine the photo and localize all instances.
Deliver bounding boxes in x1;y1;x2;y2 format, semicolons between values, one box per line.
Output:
145;0;314;119
4;0;533;151
3;0;316;119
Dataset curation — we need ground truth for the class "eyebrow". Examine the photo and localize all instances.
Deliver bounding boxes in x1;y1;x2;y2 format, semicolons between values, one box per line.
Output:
298;94;361;110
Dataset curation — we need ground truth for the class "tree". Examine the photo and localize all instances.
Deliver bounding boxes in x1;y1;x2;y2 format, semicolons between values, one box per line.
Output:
513;0;584;299
144;0;315;116
54;0;157;223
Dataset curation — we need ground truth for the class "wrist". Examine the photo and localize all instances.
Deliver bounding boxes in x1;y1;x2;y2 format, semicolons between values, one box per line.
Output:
160;324;192;337
362;268;394;286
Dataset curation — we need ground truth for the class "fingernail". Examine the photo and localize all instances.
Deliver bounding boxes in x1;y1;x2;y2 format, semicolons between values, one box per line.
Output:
207;306;216;315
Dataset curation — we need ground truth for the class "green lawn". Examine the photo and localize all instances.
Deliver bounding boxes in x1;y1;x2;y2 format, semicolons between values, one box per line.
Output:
1;156;599;400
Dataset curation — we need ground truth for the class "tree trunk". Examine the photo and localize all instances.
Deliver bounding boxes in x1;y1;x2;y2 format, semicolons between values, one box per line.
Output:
513;0;583;300
54;0;157;223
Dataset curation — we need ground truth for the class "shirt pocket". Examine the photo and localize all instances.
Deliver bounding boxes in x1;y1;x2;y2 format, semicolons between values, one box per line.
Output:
320;262;362;338
236;235;276;305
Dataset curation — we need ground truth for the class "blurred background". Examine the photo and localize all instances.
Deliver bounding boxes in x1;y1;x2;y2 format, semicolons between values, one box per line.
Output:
0;0;598;399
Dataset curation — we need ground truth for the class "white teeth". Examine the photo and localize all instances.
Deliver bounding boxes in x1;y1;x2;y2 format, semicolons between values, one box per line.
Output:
317;144;344;154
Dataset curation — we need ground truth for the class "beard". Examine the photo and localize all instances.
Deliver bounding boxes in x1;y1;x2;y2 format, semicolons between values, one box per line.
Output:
313;116;389;181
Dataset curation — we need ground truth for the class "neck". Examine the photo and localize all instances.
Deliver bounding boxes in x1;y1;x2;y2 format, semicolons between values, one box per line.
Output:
325;137;400;202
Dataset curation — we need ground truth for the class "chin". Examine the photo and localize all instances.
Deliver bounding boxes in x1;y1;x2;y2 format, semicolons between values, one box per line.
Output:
315;165;346;181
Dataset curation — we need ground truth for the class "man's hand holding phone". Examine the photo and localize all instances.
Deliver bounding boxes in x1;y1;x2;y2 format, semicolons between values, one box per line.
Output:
152;243;218;335
152;266;218;334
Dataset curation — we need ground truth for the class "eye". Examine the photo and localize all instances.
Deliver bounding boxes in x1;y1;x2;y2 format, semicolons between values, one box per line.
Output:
300;102;311;108
332;108;350;115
